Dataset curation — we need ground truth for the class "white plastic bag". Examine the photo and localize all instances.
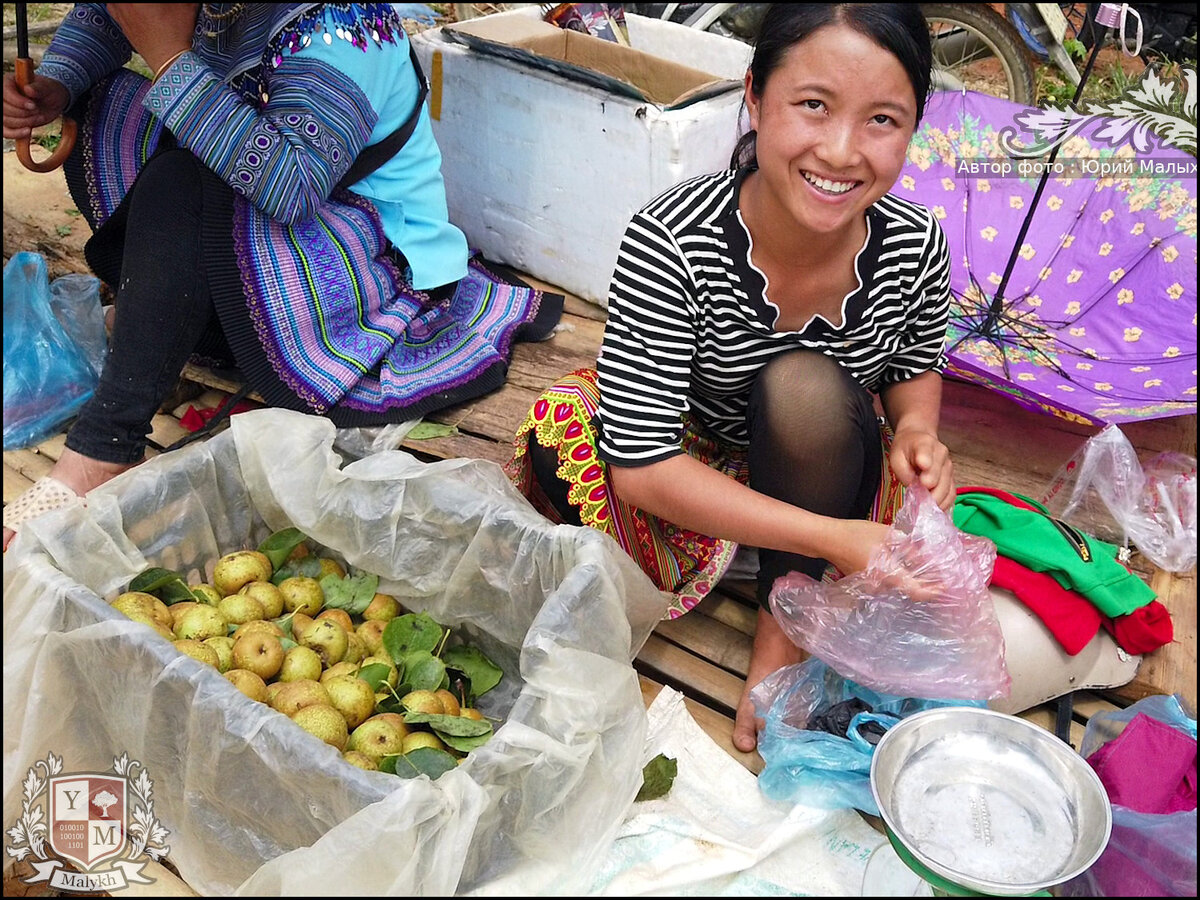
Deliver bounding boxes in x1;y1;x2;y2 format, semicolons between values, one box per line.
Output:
1041;424;1197;572
768;486;1011;702
3;407;669;896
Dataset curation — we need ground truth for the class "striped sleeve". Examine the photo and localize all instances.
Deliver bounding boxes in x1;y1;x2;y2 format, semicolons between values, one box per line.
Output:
35;4;132;108
597;210;699;465
878;208;952;385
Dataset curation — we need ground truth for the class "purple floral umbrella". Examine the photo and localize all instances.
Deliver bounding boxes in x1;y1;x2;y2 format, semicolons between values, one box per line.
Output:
893;87;1196;426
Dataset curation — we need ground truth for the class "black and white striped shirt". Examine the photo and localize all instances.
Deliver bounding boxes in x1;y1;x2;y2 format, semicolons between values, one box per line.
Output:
597;168;951;465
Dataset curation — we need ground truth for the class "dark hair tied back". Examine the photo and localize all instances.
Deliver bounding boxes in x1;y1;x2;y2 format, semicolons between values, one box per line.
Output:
730;4;933;170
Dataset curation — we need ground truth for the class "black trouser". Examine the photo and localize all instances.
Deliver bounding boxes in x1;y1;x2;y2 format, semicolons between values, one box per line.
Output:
66;149;227;464
528;349;883;607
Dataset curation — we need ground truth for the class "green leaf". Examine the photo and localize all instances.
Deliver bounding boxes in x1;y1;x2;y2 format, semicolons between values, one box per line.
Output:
378;753;401;775
404;652;446;692
437;729;492;753
320;572;379;616
403;712;492;737
190;586;219;605
129;567;185;594
278;637;298;652
55;224;72;237
406;422;459;440
357;663;393;692
389;747;460;780
128;567;197;605
635;754;677;802
158;580;200;605
270;555;323;586
443;645;503;698
257;528;310;571
272;613;297;640
375;694;405;716
382;613;444;664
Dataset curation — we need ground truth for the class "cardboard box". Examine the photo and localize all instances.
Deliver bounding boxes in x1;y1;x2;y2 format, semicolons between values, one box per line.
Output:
413;9;752;308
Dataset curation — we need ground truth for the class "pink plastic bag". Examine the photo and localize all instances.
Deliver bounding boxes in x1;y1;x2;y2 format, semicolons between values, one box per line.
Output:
768;485;1011;701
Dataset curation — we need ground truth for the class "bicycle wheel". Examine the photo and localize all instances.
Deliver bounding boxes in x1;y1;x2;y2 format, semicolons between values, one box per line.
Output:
922;2;1037;104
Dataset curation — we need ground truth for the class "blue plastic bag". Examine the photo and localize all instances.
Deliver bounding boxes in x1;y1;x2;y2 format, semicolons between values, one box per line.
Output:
3;252;104;450
753;657;984;815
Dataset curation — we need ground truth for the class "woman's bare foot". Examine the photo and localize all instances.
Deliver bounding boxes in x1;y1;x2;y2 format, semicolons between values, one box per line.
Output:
732;606;805;753
2;447;136;550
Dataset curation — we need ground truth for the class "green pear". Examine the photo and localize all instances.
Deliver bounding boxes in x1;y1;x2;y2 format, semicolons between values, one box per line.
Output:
320;661;360;684
324;675;377;729
270;679;331;717
291;704;348;751
361;592;401;623
190;583;223;606
298;619;348;667
347;715;408;765
342;750;378;771
278;576;324;616
174;638;221;668
111;591;173;631
225;668;269;702
400;689;443;716
238;580;284;618
213;550;273;597
174;605;228;641
277;645;323;683
217;592;266;626
401;731;446;754
230;631;285;681
356;620;387;657
342;632;368;666
204;635;237;673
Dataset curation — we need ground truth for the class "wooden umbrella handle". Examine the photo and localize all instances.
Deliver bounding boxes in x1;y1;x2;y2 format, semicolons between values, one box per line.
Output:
14;57;77;173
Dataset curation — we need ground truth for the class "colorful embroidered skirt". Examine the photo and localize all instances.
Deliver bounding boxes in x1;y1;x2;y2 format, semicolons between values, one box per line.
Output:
505;368;907;619
64;69;561;427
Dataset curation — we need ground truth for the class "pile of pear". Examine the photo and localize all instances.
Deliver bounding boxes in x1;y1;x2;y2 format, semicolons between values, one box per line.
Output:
110;548;483;772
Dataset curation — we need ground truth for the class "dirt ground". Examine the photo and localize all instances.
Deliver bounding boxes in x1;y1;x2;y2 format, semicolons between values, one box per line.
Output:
3;149;92;281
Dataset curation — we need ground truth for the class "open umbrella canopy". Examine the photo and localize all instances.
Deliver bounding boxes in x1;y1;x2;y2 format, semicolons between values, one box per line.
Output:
894;88;1196;426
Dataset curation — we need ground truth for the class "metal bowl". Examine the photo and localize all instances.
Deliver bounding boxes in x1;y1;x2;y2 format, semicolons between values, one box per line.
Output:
870;706;1111;896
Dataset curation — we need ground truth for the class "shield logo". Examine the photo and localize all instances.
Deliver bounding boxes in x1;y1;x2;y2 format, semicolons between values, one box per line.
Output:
48;774;127;870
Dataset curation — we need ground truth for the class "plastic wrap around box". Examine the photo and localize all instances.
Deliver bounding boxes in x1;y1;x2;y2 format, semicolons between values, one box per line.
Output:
413;9;753;308
3;408;669;895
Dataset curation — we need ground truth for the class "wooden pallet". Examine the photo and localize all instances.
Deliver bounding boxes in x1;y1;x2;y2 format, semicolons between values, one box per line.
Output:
3;279;1193;898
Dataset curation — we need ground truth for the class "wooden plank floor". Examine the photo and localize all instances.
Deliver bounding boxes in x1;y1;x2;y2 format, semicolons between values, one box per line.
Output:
5;277;1194;897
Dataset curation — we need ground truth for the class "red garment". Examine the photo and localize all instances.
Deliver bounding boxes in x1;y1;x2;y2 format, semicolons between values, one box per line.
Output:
991;555;1101;655
960;486;1173;656
179;399;255;433
1086;713;1198;814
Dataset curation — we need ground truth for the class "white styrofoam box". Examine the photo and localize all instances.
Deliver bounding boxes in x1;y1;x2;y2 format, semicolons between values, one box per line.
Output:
413;9;753;308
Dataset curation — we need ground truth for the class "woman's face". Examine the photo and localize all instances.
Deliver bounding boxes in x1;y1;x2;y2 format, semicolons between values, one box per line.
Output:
746;23;918;238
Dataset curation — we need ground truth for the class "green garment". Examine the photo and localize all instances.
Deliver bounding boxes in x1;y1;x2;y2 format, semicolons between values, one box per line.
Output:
953;489;1156;618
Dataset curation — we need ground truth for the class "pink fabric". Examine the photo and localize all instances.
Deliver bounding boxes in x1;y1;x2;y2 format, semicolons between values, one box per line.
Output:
1087;713;1198;814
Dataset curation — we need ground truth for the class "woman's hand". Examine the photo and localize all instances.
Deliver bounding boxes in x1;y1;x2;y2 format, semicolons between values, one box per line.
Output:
105;3;199;72
888;428;956;513
3;71;69;140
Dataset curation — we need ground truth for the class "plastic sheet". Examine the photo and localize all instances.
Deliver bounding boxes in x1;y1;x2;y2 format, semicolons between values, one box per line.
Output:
1042;424;1197;573
3;407;670;896
768;486;1011;702
3;251;104;450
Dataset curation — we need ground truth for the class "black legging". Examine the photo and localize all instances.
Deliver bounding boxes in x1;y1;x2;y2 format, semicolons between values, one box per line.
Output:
66;148;227;465
528;349;883;607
